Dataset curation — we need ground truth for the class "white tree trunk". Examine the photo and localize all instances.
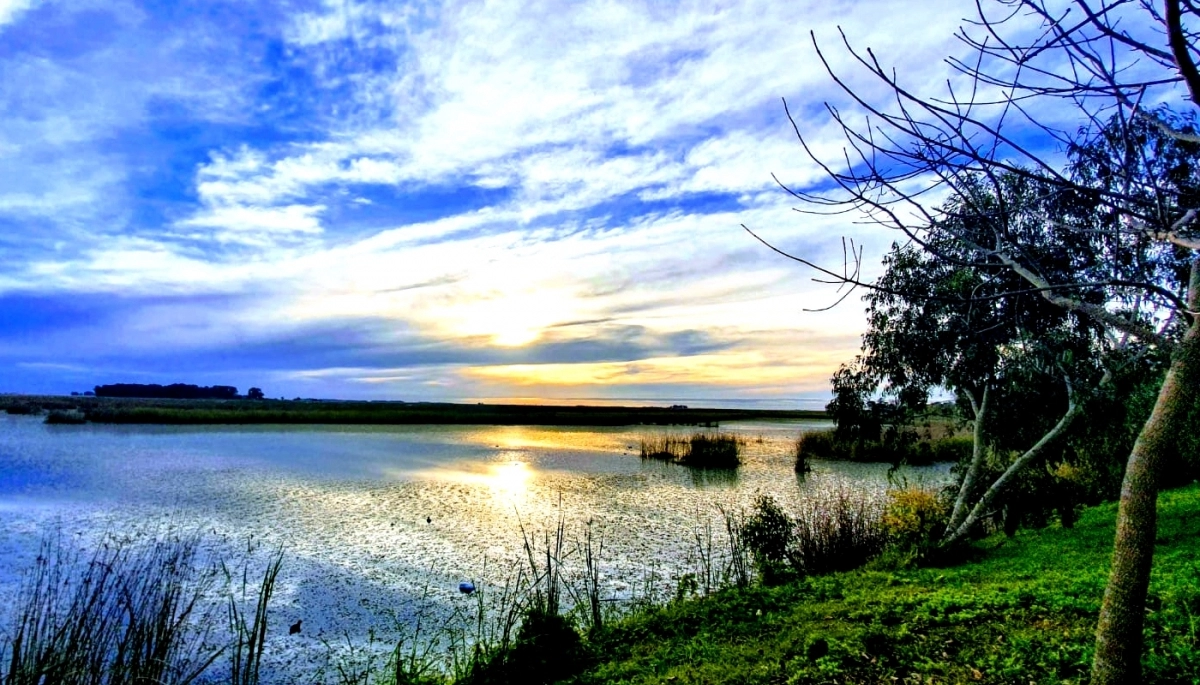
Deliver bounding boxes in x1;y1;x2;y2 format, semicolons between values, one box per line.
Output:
944;385;990;541
942;383;1084;547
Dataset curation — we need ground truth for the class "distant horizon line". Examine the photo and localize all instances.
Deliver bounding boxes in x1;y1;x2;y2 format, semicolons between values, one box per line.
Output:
1;391;830;408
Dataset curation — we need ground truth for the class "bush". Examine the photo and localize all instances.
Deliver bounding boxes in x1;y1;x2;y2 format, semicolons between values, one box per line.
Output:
742;493;888;584
460;608;589;685
878;486;950;567
742;496;795;584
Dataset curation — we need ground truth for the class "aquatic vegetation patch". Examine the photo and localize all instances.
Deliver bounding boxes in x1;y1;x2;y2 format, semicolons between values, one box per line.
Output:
639;433;744;468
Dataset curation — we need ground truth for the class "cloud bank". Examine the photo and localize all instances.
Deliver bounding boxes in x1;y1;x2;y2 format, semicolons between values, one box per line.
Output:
0;0;983;403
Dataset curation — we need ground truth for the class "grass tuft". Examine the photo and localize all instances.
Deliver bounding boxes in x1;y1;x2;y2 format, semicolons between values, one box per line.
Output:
640;433;743;469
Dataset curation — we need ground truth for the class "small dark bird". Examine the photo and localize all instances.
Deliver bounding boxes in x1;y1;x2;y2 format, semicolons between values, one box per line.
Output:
289;620;302;635
426;516;432;524
459;582;476;594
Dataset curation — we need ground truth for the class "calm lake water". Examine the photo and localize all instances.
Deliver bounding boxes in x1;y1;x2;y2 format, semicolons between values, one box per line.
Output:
0;414;949;678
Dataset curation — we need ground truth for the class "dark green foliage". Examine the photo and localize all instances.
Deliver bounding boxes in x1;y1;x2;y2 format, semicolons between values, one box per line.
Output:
94;383;240;400
741;494;888;584
459;608;589;685
796;427;969;465
3;403;39;415
679;433;741;468
43;409;86;424
741;496;795;584
1;394;819;427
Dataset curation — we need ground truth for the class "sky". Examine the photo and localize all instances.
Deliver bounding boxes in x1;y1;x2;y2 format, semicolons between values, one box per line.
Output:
0;0;980;404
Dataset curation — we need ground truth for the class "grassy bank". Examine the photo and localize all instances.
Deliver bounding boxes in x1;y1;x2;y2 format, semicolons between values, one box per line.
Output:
3;487;1197;683
0;395;825;427
579;485;1200;684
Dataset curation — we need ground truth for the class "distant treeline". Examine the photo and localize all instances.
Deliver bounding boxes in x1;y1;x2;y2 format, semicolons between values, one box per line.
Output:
93;383;239;400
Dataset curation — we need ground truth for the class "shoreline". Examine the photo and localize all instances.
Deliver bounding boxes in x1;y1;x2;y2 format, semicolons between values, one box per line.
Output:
0;394;827;426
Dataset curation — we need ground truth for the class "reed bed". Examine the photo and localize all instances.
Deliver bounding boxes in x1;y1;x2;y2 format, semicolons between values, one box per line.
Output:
44;409;86;424
795;427;973;466
639;432;743;468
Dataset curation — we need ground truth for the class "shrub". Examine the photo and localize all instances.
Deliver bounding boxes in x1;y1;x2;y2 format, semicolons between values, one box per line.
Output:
743;493;888;584
879;486;950;567
742;496;795;584
460;608;589;685
796;429;837;460
794;436;812;473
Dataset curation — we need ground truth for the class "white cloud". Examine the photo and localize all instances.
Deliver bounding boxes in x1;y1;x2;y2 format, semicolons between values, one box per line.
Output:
3;0;1049;399
177;204;327;243
0;0;35;27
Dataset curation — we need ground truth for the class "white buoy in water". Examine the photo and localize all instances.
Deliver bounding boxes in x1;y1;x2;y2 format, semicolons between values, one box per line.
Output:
458;582;476;594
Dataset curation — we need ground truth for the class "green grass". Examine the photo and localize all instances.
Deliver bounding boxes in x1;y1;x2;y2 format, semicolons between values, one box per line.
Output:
578;484;1200;685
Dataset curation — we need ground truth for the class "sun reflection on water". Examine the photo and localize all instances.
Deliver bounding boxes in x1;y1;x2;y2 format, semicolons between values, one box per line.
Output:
487;460;531;500
410;455;534;506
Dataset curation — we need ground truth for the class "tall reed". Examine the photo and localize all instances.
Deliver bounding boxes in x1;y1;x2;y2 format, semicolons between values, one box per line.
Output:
225;545;284;685
0;533;223;685
639;432;743;468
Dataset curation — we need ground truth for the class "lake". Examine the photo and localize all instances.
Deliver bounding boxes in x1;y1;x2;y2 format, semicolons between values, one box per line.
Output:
0;414;949;678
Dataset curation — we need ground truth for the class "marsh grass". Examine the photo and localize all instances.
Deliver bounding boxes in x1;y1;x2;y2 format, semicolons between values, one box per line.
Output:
44;409;86;425
0;533;224;685
796;427;973;465
639;433;743;469
225;546;284;685
789;489;887;575
793;436;811;474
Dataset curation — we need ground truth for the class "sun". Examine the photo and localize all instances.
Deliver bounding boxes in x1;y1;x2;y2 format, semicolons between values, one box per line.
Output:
440;290;577;347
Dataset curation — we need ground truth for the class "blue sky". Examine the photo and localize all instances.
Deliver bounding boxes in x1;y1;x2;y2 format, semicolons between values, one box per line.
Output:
0;0;976;402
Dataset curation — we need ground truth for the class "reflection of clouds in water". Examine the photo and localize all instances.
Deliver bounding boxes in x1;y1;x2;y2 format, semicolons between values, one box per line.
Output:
0;416;948;681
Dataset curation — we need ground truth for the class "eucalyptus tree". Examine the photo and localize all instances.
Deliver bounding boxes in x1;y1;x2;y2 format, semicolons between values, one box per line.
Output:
748;0;1200;680
830;177;1122;546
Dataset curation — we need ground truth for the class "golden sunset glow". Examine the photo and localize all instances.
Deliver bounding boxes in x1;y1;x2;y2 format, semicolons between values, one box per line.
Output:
461;349;851;390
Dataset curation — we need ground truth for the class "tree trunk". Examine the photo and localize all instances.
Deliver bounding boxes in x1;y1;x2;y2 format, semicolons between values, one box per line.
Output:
941;387;1083;546
1091;258;1200;684
944;385;989;540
